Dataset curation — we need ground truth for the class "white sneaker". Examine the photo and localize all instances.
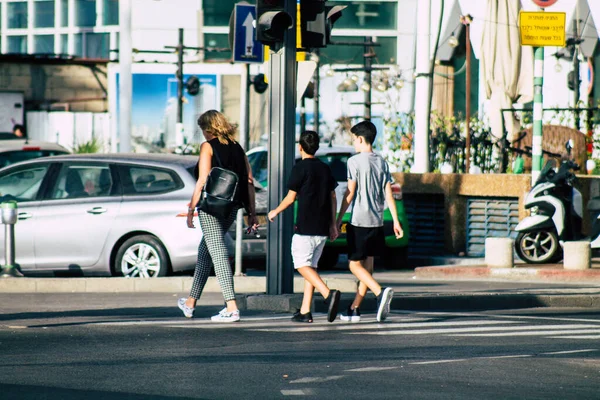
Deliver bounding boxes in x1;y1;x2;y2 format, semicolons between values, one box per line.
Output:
177;298;194;318
211;309;240;323
376;287;394;322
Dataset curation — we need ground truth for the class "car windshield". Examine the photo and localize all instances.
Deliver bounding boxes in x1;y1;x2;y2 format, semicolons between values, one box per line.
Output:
535;159;557;185
0;150;68;168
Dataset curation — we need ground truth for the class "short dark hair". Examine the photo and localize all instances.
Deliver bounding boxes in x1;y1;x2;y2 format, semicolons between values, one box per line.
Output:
12;124;24;134
350;120;377;145
299;130;320;155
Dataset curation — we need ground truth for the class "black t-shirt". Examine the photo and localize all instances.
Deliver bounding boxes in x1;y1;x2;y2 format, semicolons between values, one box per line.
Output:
288;158;338;236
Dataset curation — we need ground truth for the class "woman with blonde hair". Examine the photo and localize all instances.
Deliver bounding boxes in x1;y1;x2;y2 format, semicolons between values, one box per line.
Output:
179;110;258;322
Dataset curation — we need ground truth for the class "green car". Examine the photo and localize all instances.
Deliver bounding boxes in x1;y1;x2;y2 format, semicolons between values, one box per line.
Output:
231;145;410;269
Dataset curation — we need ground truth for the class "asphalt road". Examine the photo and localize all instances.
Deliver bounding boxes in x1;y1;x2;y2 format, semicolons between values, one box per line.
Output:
0;294;599;399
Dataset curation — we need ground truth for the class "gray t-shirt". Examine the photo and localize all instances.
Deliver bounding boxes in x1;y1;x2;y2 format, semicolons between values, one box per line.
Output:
347;152;393;227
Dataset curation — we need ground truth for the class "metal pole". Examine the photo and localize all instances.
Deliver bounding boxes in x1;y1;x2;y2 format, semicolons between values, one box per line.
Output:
364;36;373;121
572;22;580;130
464;17;472;173
266;0;296;295
532;44;545;184
1;201;23;278
118;0;132;153
300;96;306;132
234;63;251;276
313;49;320;133
412;0;431;173
176;28;185;147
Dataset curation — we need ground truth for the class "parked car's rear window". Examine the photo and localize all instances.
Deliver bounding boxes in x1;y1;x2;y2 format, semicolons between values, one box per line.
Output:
0;150;68;168
119;165;183;195
316;154;351;182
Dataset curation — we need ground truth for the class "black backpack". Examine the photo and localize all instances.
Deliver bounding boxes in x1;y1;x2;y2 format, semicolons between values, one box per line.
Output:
198;145;239;219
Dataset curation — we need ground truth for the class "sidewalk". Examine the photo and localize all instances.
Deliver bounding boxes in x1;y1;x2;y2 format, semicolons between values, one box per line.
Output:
1;261;599;313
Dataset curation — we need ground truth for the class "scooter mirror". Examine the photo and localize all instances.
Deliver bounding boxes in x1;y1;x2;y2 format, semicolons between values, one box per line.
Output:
566;139;574;154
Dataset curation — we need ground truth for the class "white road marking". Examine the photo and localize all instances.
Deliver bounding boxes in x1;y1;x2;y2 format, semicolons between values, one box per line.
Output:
289;376;345;384
548;335;600;339
478;355;532;360
410;359;468;365
250;319;518;333
345;367;400;372
281;389;312;396
349;324;600;336
451;329;600;337
542;349;598;355
414;311;600;324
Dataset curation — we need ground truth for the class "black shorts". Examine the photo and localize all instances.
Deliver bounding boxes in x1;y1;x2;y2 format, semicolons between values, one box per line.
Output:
347;224;385;261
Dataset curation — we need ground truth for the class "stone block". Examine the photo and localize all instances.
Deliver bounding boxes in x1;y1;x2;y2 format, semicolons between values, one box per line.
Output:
0;278;36;293
36;278;87;293
485;237;514;268
563;241;591;270
85;278;135;293
133;277;184;292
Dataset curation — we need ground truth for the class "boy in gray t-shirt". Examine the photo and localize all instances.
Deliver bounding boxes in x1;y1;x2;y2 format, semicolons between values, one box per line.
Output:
336;120;403;323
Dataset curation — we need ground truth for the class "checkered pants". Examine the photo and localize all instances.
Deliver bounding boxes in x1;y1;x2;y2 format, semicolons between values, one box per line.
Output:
189;207;239;302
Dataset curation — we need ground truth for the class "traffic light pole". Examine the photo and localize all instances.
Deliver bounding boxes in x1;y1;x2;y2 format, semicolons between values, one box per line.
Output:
313;49;320;133
176;28;184;146
266;0;296;295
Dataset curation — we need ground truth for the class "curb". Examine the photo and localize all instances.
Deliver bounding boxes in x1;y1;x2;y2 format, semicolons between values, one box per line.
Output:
414;266;600;283
0;276;359;294
240;292;600;313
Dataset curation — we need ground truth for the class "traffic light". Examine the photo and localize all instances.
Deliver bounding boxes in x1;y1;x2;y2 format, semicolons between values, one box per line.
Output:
300;0;346;49
186;76;200;96
567;70;580;92
256;0;293;50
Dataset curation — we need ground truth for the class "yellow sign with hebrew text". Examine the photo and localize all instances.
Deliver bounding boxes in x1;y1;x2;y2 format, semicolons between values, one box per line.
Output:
519;11;566;47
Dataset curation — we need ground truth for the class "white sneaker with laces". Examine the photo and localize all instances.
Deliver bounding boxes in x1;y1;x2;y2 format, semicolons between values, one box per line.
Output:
211;309;240;323
177;298;194;318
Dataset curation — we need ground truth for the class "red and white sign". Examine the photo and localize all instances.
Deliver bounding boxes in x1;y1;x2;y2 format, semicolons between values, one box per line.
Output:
532;0;559;8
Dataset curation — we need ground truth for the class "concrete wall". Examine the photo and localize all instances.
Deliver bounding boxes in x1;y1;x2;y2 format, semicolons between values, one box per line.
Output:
0;63;107;113
393;172;600;254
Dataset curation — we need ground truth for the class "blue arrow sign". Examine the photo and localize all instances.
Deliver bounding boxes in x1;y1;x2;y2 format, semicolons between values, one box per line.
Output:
233;4;264;64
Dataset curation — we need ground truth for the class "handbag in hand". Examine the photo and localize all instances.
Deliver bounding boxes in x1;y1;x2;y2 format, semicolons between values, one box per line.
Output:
198;145;239;219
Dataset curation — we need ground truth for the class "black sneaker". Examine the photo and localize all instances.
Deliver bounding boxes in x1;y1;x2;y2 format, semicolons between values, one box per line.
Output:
376;287;394;322
326;289;341;323
340;306;361;322
291;310;313;323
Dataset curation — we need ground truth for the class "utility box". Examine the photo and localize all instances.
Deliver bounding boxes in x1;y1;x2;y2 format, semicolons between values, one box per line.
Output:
0;91;24;135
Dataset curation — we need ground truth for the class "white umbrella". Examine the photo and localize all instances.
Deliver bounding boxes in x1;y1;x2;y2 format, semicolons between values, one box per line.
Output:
481;0;534;143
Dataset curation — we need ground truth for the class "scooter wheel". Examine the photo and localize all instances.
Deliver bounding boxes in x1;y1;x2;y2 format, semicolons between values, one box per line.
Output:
515;230;562;264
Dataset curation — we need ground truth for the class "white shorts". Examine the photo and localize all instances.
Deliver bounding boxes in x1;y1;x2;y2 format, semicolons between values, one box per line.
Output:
291;234;328;269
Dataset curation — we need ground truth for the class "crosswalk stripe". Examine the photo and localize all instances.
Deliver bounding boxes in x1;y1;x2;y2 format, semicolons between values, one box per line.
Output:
450;329;600;337
249;319;519;333
542;349;598;355
348;324;600;336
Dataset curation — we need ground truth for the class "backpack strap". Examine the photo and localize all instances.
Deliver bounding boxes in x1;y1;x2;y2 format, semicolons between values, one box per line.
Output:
208;140;224;168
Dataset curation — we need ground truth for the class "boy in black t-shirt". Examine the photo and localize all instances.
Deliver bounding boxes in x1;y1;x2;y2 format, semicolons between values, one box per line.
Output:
268;131;341;323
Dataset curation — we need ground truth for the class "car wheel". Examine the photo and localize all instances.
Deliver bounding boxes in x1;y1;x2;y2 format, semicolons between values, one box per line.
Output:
114;235;170;278
515;230;561;264
318;248;339;270
382;247;409;270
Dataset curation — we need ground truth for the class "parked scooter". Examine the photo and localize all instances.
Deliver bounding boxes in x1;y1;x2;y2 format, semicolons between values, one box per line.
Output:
514;140;600;263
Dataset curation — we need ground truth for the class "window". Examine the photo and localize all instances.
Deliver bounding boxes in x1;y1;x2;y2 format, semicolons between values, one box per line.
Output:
316;154;352;182
202;0;232;27
103;0;118;25
75;0;96;27
74;32;109;58
332;1;397;30
0;164;49;202
8;2;28;29
119;166;183;195
320;36;397;65
60;34;68;54
203;34;231;61
7;36;27;53
247;151;267;184
35;0;55;28
61;0;69;26
51;164;113;199
34;35;55;54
